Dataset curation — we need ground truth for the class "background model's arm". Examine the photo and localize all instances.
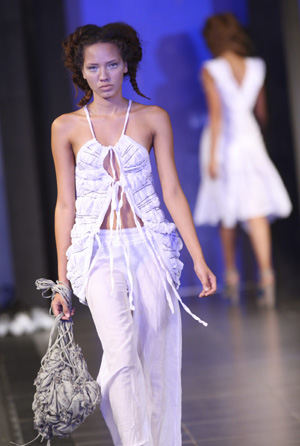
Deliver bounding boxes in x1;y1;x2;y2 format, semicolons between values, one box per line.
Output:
152;108;216;297
51;115;76;319
254;85;268;132
201;67;222;179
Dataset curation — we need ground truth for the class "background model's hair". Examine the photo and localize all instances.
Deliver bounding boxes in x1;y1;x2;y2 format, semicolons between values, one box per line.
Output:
202;13;253;57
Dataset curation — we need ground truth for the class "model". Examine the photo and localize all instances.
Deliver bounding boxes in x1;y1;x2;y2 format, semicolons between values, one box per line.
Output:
51;22;216;446
194;13;292;306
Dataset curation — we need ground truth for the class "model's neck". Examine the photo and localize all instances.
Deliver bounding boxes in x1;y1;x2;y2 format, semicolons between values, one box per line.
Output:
89;95;128;116
220;50;244;62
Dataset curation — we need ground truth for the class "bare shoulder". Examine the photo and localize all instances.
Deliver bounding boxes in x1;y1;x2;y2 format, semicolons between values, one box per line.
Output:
131;102;171;130
201;66;214;84
132;102;169;118
52;109;83;135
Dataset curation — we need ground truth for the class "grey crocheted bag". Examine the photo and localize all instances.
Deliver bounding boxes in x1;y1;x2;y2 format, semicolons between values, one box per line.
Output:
30;279;101;445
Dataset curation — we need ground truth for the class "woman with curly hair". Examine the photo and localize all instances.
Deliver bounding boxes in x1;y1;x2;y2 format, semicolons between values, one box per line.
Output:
194;13;292;307
51;22;216;445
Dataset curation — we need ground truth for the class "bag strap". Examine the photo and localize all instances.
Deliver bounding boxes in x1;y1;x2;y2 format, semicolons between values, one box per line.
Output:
35;279;76;360
35;278;72;310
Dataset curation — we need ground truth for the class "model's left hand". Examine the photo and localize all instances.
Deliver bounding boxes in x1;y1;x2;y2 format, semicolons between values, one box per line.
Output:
194;261;217;297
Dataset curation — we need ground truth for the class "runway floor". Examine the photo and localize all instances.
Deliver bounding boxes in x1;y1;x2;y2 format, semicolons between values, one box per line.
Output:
1;286;300;446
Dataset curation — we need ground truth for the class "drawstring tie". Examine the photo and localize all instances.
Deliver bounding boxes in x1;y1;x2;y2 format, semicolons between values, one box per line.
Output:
107;149;135;310
123;191;208;327
98;146;207;326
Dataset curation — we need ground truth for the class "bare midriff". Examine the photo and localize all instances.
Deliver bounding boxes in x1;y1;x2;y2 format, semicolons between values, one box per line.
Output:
100;150;144;230
100;193;144;230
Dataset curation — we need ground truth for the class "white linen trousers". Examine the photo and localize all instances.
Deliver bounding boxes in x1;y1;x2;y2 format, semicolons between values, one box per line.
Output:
86;227;182;446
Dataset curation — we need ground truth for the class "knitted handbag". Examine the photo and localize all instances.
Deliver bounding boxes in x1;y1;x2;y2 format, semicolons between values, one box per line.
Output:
28;279;101;445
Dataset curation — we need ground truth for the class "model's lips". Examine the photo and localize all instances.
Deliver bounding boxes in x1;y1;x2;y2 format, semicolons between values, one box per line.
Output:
99;84;112;89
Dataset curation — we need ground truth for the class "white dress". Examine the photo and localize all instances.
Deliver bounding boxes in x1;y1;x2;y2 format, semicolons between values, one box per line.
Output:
193;57;292;228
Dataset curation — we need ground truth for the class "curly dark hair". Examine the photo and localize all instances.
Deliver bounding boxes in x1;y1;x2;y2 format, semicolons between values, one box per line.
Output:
62;22;149;106
202;13;253;58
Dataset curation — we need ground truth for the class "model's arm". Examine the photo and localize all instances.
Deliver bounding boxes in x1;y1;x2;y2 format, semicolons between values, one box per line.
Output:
151;107;216;297
254;85;268;132
201;67;222;178
51;115;76;319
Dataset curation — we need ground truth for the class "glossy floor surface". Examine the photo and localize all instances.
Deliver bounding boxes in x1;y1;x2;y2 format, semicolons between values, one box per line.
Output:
1;287;300;446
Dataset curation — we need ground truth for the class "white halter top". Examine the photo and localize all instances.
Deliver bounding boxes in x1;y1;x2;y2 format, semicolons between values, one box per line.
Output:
66;100;207;326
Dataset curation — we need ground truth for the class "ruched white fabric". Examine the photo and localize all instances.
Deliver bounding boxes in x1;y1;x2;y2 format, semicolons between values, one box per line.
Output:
66;100;207;326
194;57;292;228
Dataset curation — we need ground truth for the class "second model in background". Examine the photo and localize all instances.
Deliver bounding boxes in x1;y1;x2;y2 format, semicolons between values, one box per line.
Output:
194;13;292;307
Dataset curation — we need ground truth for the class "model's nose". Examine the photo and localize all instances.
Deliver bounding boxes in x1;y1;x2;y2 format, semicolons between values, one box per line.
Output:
99;67;108;81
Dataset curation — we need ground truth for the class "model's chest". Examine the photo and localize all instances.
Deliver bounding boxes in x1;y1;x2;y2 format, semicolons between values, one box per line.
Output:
76;137;152;185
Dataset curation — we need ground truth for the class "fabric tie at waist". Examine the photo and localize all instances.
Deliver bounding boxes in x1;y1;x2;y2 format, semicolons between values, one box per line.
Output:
93;147;207;326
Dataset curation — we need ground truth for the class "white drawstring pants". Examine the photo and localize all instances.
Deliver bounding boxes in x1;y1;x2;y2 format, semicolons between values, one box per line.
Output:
86;228;182;446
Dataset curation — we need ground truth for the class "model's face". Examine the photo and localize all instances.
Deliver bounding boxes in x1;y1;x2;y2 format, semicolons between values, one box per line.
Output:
82;42;128;99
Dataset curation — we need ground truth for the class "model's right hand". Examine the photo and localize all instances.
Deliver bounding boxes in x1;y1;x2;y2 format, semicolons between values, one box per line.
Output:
194;260;217;297
208;158;218;179
51;293;75;320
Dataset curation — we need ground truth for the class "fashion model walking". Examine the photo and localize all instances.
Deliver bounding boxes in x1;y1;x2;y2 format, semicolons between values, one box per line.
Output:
194;13;291;307
51;23;216;446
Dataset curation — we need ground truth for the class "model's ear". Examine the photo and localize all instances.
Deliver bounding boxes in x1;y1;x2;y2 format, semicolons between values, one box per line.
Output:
124;62;128;74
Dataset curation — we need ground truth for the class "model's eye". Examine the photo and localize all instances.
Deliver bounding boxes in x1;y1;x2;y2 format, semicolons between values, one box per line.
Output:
108;62;118;69
88;66;98;71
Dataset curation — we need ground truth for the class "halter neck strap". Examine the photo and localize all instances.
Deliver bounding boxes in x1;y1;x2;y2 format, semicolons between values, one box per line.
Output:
83;105;96;139
121;100;132;136
84;100;132;141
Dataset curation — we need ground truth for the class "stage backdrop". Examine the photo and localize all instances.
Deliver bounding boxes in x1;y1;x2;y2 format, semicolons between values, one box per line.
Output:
63;0;248;293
